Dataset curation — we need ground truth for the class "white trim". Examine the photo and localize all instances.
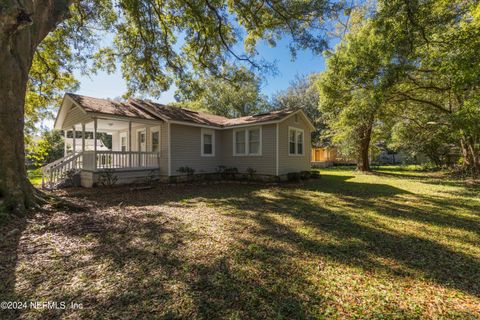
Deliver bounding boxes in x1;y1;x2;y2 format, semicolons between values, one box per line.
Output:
276;123;279;175
169;120;220;130
288;126;305;156
167;122;171;176
87;112;162;125
233;126;262;156
136;128;147;151
150;126;160;153
120;132;128;152
200;128;215;157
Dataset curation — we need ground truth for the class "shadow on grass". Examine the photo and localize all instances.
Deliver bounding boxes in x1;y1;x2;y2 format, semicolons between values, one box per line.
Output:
0;215;28;320
2;174;479;318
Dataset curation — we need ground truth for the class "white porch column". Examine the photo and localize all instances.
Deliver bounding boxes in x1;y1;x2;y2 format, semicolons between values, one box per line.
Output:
93;118;97;170
81;123;86;152
72;126;76;154
128;120;132;167
64;130;68;156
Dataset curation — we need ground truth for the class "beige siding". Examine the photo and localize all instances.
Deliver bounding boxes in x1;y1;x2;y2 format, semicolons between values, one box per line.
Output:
159;122;169;176
278;114;312;175
62;105;92;129
220;124;276;175
170;124;221;174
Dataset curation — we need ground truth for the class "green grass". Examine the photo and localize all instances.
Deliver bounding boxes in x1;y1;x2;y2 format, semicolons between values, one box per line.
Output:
1;167;479;319
27;169;42;186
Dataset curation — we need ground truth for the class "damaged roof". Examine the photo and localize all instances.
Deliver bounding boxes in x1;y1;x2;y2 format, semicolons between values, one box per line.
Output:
65;93;307;128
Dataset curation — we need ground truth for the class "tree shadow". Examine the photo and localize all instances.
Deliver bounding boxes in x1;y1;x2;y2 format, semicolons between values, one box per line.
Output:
0;215;28;320
3;175;479;318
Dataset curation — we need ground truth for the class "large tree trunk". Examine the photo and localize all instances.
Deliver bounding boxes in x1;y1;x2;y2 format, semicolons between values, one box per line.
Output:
460;136;480;178
0;0;70;212
356;117;374;172
0;19;36;212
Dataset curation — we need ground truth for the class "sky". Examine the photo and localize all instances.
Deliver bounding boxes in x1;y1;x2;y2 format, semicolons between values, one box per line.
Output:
72;36;327;104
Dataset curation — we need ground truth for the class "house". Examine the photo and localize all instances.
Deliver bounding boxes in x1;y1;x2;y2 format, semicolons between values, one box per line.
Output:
43;93;314;188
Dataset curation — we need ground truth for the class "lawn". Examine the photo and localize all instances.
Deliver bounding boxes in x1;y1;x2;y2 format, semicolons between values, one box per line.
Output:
1;167;479;319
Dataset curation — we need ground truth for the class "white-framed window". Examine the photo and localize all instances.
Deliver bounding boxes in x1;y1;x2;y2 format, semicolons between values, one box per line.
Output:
151;128;160;152
288;127;304;156
233;127;262;156
201;128;215;156
120;133;127;152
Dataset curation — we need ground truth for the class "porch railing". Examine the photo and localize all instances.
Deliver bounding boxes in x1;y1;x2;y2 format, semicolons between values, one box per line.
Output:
83;151;160;170
41;151;83;189
41;151;160;189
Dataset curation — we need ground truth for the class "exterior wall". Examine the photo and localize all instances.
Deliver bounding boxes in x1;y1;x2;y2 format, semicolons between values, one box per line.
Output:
62;105;92;129
278;114;312;175
220;124;276;175
80;169;162;188
169;124;222;175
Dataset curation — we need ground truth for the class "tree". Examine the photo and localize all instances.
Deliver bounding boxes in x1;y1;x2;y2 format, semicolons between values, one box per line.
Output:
175;67;270;118
272;74;326;144
376;0;480;176
317;14;397;171
0;0;342;212
26;131;65;168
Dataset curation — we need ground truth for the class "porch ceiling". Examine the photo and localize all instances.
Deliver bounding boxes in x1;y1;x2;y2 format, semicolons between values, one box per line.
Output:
71;119;146;133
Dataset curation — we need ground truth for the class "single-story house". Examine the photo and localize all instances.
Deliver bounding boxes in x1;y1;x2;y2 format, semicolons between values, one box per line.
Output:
43;93;314;188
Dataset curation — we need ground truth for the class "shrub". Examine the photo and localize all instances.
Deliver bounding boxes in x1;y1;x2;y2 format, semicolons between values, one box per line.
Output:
62;169;81;187
177;166;195;175
287;172;301;182
216;166;238;179
98;169;118;187
300;171;311;180
144;169;158;184
246;167;256;179
310;170;321;179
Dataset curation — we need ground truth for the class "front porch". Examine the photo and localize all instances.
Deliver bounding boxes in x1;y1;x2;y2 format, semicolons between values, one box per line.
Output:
43;103;164;188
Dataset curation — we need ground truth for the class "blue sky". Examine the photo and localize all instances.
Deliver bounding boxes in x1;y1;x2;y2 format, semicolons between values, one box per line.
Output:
73;36;327;104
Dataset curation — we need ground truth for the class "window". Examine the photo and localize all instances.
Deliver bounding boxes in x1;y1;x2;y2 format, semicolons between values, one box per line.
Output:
249;129;261;155
201;129;215;156
288;127;304;156
294;113;299;123
234;127;262;156
235;130;246;155
151;130;160;152
121;136;127;152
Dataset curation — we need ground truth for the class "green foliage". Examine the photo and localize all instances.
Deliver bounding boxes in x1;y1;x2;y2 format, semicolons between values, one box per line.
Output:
216;166;238;179
375;0;480;175
317;14;397;168
272;74;326;144
246;167;257;179
299;171;311;180
26;130;64;168
175;67;271;118
177;166;195;176
286;172;301;182
310;170;321;179
98;169;118;187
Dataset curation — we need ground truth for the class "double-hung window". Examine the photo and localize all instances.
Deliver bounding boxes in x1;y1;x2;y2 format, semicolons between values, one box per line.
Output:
234;127;262;156
151;129;160;152
201;129;215;156
288;127;304;156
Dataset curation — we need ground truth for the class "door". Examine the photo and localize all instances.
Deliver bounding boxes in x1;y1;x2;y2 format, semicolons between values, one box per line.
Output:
137;129;146;166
